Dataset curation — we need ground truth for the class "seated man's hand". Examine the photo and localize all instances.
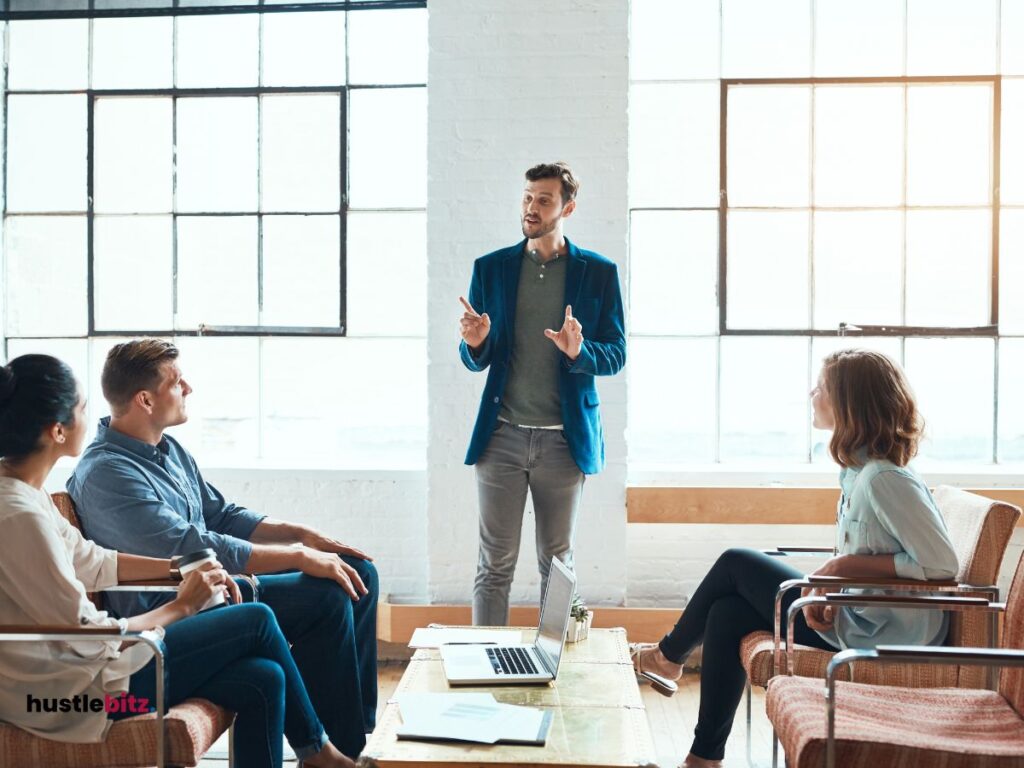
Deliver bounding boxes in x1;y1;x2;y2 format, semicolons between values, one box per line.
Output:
299;548;369;600
800;585;835;632
299;528;373;562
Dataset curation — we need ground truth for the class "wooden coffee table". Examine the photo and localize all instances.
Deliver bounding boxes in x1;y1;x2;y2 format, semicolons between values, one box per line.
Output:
360;627;657;768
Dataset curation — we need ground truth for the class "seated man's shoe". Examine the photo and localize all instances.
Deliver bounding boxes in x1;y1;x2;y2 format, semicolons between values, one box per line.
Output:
629;642;682;697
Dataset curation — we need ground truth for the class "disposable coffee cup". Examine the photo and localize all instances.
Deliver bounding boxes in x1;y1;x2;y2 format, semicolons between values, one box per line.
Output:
176;548;226;611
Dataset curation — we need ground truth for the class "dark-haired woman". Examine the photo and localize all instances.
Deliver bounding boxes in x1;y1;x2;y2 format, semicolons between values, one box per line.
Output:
0;355;357;768
632;349;958;768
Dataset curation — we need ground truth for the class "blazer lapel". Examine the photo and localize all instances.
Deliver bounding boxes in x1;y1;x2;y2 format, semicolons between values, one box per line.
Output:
564;237;587;311
502;241;526;336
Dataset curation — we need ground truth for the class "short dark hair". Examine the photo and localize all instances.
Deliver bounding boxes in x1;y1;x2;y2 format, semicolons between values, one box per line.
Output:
102;339;179;415
0;355;79;460
524;161;580;205
823;348;924;468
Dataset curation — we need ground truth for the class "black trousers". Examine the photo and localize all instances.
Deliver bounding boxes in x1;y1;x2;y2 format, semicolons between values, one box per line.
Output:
658;547;838;761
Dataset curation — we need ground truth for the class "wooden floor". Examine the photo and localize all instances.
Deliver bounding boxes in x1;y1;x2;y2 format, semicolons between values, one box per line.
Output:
198;665;777;768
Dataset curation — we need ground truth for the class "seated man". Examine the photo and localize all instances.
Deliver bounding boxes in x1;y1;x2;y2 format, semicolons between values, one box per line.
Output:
67;338;378;760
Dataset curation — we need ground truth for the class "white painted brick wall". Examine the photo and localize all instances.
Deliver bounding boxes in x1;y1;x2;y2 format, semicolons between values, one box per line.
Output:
426;0;629;607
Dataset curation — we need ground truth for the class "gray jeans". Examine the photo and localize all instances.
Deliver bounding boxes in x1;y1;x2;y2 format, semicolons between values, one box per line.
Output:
472;421;585;626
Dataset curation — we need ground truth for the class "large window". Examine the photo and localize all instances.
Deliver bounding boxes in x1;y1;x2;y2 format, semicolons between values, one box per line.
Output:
628;0;1024;469
1;3;427;467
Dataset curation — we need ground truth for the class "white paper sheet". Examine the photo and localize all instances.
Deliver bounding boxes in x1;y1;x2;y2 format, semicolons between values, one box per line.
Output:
396;692;549;745
408;627;523;649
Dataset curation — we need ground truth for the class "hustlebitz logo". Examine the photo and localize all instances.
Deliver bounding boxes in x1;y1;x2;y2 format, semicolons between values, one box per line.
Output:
26;692;152;715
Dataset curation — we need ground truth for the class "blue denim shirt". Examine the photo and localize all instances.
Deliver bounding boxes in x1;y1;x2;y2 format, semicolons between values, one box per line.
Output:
818;457;959;650
66;418;265;618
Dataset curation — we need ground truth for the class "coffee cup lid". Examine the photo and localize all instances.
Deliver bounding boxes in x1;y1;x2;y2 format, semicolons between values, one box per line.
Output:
176;548;217;569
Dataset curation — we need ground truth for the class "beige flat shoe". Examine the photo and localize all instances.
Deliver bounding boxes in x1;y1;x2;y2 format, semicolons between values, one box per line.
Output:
629;642;680;697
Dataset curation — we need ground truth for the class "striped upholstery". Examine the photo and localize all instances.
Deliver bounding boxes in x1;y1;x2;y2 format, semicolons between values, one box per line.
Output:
768;552;1024;768
0;698;232;768
743;487;1021;689
1000;550;1024;718
767;677;1024;768
0;493;234;767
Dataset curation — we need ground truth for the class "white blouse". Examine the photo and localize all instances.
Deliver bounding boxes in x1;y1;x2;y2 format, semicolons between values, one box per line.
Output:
0;477;155;742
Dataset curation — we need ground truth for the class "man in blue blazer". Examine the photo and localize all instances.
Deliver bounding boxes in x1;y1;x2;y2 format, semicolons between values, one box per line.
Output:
458;162;626;625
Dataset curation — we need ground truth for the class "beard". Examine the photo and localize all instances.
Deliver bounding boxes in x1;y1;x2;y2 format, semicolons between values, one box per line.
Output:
521;215;560;240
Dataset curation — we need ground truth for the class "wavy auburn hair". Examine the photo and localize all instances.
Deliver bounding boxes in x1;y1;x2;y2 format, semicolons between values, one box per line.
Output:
822;349;924;468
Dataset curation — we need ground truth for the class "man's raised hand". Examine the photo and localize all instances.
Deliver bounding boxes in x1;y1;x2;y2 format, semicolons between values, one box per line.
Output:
459;296;491;350
544;305;583;361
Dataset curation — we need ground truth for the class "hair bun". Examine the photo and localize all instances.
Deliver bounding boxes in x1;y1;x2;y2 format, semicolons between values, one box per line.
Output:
0;365;15;405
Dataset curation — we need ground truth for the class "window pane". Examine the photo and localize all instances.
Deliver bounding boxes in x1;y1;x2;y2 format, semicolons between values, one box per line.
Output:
727;211;809;330
1004;0;1024;75
627;338;717;464
727;86;810;207
629;83;719;208
168;337;259;464
720;337;808;462
261;338;426;466
905;209;990;327
176;217;258;328
1001;80;1024;206
999;339;1024;462
176;13;259;88
261;94;341;213
905;338;994;463
5;339;89;388
348;8;427;84
813;0;903;77
94;97;173;214
906;84;992;206
722;0;811;78
8;20;88;90
346;211;425;336
1001;210;1024;334
810;337;904;463
262;11;345;87
813;85;903;207
7;95;86;213
176;98;258;213
630;210;718;335
907;0;998;76
261;216;340;327
4;216;87;337
94;216;173;331
630;0;719;80
349;88;426;208
813;211;902;329
92;17;173;89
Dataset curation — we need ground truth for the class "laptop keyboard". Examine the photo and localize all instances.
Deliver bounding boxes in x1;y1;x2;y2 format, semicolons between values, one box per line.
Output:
486;646;539;675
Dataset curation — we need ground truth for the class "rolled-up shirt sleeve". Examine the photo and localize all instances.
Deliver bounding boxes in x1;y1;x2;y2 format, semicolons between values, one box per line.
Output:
77;460;254;574
194;463;264;542
868;470;959;581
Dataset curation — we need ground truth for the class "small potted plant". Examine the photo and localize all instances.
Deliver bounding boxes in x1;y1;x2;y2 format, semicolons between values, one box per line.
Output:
567;594;593;643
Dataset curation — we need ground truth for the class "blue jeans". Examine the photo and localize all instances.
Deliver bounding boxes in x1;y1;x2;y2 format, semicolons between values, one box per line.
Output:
112;603;327;768
255;556;379;757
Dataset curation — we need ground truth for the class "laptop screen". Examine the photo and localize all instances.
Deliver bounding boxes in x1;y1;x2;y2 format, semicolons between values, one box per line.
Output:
534;557;576;676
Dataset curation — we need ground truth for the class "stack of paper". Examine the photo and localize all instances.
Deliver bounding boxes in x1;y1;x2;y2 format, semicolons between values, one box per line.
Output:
396;692;552;746
408;627;522;649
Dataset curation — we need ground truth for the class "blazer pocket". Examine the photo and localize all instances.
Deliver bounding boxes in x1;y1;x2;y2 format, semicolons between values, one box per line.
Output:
584;391;600;407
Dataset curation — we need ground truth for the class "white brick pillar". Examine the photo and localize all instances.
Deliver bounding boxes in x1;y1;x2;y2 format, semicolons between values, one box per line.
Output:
426;0;629;607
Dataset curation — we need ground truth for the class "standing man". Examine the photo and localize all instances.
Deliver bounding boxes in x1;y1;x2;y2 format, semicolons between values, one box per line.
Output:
458;161;626;626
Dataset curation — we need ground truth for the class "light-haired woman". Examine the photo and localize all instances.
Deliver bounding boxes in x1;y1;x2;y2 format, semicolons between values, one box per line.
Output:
633;349;958;767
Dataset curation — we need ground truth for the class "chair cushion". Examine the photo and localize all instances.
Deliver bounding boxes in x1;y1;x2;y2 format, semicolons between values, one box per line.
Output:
768;676;1024;768
0;698;233;768
742;630;959;688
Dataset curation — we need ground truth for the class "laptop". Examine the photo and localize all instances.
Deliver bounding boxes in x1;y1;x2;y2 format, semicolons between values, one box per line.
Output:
440;557;576;685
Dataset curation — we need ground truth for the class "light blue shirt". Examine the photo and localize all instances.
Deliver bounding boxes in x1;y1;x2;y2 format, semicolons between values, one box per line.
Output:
819;457;959;650
66;418;265;618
